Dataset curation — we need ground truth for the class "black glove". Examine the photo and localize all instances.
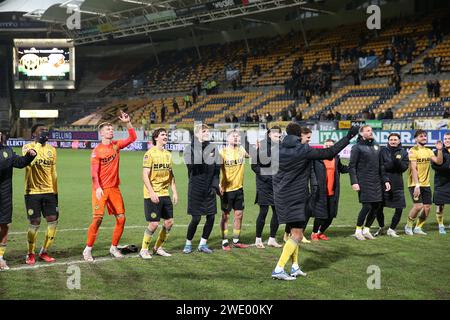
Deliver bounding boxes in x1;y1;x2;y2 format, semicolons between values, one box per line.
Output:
346;126;360;139
38;131;49;145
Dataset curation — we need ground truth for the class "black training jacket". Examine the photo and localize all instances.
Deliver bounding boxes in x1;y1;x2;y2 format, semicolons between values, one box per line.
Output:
380;144;409;209
310;155;349;219
251;138;278;206
349;137;389;203
273;134;350;224
0;145;35;219
432;148;450;205
184;138;220;216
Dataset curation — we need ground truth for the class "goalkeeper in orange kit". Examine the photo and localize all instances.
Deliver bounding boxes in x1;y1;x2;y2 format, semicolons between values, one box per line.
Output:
82;111;136;261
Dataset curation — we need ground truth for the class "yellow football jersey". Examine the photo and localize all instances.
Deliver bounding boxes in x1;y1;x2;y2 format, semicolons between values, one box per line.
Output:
143;146;173;198
22;142;57;195
220;145;246;192
408;145;435;187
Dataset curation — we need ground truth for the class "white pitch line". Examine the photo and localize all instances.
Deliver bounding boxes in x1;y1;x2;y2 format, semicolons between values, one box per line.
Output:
3;224;356;272
8;224;354;235
7;254;140;271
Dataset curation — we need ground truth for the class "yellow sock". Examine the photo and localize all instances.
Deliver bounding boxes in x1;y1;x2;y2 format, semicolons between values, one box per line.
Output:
141;228;154;251
27;225;39;254
406;217;415;228
222;228;229;240
276;238;298;269
356;226;362;230
154;227;170;249
42;221;57;251
416;217;426;229
291;244;299;265
436;213;444;226
232;229;240;242
0;244;5;258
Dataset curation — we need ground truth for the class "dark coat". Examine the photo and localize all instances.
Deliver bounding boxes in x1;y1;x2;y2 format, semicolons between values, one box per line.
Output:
432;148;450;205
251;138;278;206
310;156;349;219
273;134;350;224
349;137;389;203
380;145;409;208
184;139;220;216
0;145;35;223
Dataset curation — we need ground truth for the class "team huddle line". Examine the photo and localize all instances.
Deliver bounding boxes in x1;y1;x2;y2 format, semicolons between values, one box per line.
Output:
0;112;448;280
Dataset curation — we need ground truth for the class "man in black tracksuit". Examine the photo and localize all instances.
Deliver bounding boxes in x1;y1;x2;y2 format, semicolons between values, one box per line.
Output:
251;126;282;249
0;130;36;270
432;131;450;234
310;139;349;241
377;133;409;237
182;124;221;254
271;123;358;281
349;125;391;241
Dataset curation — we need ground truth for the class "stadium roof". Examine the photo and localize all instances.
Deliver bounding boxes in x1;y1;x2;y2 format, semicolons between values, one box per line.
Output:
0;0;367;45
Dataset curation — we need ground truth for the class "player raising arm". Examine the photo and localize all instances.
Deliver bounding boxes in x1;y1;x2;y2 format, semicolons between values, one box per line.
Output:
83;111;137;261
405;130;443;236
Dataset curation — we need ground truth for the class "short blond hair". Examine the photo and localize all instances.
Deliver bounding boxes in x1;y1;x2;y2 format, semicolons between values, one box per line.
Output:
194;124;210;135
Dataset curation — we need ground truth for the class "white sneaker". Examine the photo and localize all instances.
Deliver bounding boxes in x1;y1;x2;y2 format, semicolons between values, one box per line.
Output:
413;227;427;235
83;247;94;262
387;228;400;238
139;249;152;260
109;246;124;258
355;230;366;241
255;239;265;249
362;228;375;240
0;258;10;270
290;266;307;277
404;226;414;235
154;247;172;257
267;237;282;248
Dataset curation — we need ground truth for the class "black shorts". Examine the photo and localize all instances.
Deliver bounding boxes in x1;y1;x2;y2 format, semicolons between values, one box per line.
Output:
286;221;307;230
221;188;244;212
144;196;173;222
408;187;432;205
25;193;58;220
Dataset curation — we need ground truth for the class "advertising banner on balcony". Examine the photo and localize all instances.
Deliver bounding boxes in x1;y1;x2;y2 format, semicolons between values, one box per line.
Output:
208;0;237;10
319;130;448;146
382;120;414;131
145;10;177;23
414;119;450;130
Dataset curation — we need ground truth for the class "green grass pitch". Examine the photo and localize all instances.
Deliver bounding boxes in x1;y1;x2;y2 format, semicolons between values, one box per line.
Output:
0;149;448;299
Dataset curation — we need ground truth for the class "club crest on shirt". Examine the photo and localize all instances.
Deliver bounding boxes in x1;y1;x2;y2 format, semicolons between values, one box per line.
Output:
27;209;34;216
396;154;401;159
113;145;118;151
3;151;8;158
151;212;157;219
47;151;53;157
374;145;379;150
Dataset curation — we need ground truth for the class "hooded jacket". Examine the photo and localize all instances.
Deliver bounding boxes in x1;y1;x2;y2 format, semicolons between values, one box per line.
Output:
273;134;350;224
